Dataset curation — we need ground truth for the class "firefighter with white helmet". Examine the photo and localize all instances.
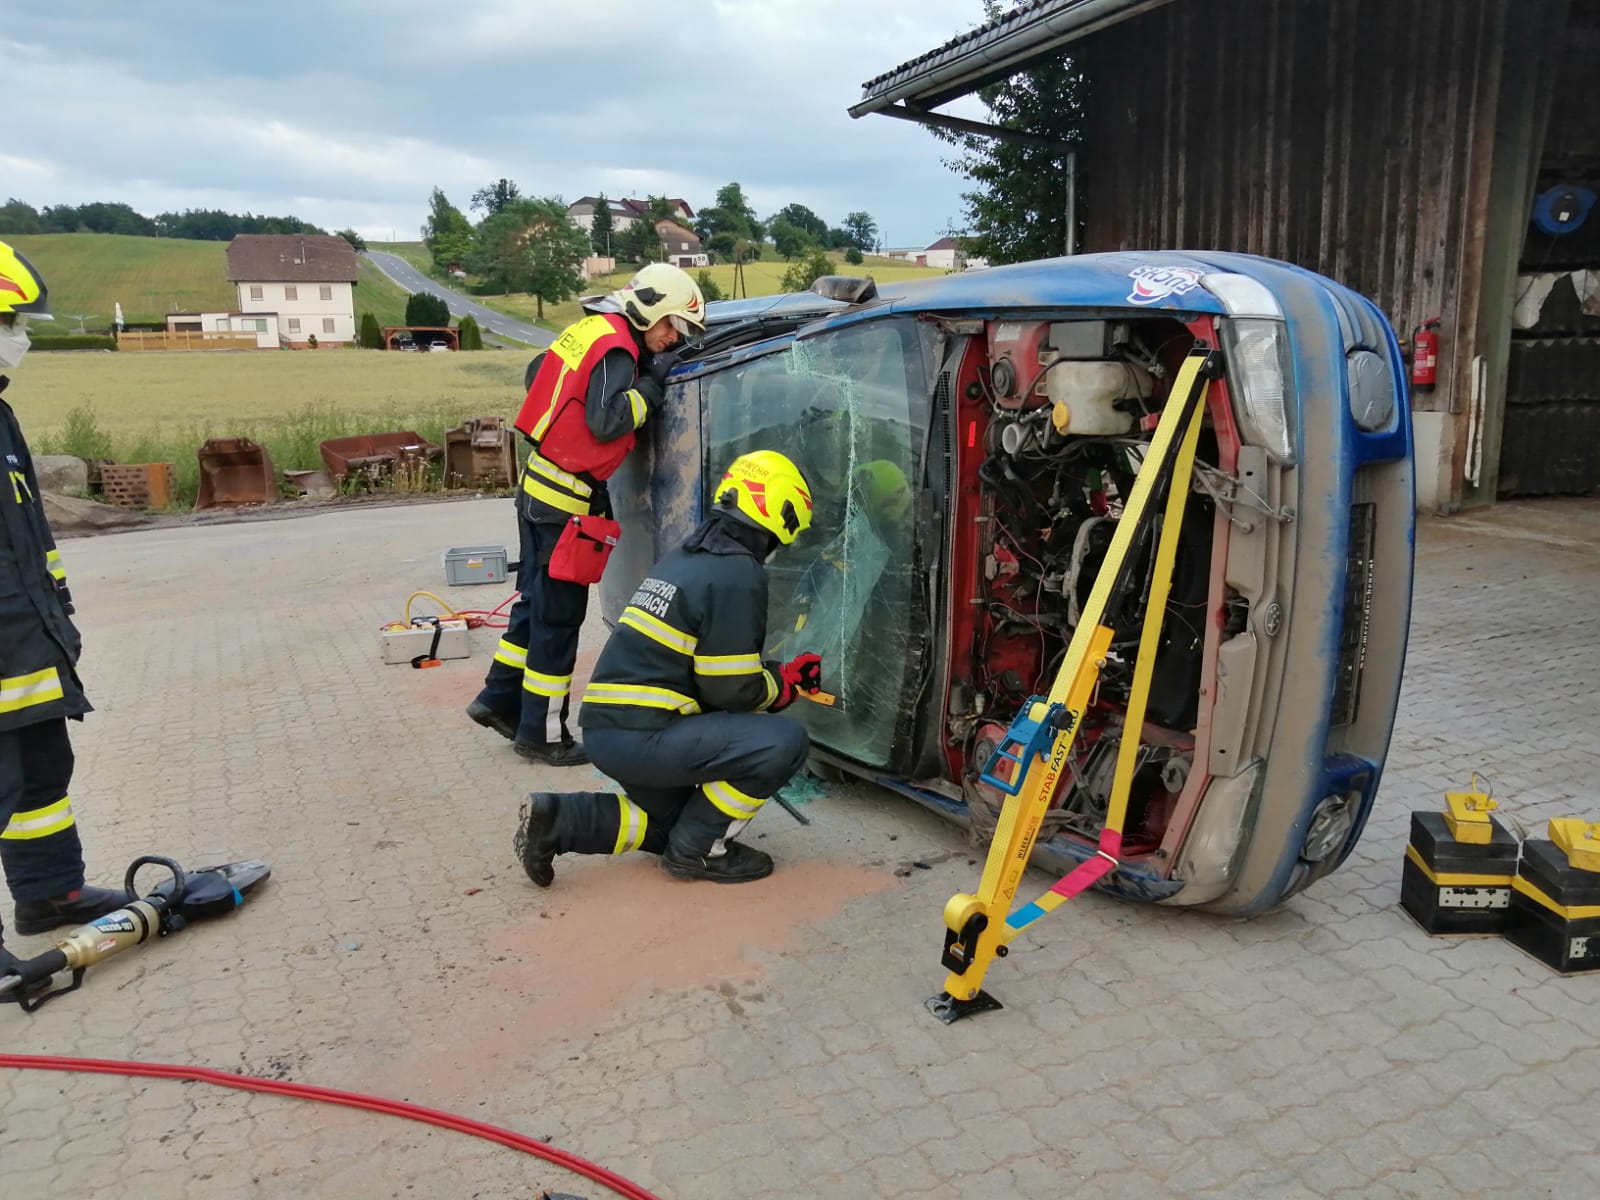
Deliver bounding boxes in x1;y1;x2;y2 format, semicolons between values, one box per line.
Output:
469;262;706;766
0;241;132;998
513;450;824;885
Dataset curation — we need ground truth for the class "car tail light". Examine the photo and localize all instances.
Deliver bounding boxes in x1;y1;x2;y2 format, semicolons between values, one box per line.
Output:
1222;319;1295;464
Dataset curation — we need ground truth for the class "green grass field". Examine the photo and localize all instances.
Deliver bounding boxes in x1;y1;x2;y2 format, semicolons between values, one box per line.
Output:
8;233;416;330
16;349;526;508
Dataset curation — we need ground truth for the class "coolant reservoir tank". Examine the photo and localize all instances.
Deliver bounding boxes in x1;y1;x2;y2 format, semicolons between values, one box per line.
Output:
1044;361;1151;436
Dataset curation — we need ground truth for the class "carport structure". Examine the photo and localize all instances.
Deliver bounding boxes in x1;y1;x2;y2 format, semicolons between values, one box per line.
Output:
853;0;1600;512
382;324;458;350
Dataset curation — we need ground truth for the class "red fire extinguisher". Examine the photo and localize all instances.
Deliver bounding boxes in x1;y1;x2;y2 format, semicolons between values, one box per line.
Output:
1410;317;1441;391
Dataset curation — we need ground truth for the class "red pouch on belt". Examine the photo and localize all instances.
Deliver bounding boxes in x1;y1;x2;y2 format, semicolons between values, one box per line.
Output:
548;515;621;585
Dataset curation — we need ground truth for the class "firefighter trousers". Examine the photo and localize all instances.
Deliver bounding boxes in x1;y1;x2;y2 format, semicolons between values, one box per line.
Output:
472;518;588;746
548;713;810;858
0;718;87;904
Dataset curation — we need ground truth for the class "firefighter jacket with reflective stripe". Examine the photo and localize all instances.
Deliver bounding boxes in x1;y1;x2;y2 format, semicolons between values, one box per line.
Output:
514;313;656;523
579;517;786;733
0;380;90;732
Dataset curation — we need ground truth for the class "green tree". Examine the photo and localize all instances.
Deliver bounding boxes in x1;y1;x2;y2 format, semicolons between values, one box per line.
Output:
589;193;615;257
336;228;367;251
772;203;827;241
930;0;1085;264
470;178;523;215
844;246;864;266
769;219;814;261
0;198;43;234
457;314;483;349
823;226;853;250
405;291;450;328
694;269;724;303
358;311;384;348
780;248;834;293
472;198;589;320
422;188;475;271
615;216;658;266
843;211;878;251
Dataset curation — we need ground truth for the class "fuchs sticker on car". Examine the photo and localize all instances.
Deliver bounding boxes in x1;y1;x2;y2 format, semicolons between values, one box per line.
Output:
1126;265;1203;306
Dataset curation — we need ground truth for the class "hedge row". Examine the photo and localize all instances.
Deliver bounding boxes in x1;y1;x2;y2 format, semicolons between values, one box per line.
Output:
29;334;118;351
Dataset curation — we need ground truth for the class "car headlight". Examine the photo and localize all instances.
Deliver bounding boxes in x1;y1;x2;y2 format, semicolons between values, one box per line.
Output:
1346;348;1396;432
1222;319;1295;464
1302;792;1355;862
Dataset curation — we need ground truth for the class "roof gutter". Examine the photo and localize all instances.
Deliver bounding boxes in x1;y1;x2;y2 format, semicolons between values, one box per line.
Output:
848;0;1170;118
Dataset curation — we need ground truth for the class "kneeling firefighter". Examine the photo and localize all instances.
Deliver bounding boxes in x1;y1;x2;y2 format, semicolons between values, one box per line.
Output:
0;241;131;999
514;450;823;884
467;263;706;767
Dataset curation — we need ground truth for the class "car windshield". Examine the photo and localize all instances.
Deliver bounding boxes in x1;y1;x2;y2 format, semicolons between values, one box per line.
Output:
701;317;936;767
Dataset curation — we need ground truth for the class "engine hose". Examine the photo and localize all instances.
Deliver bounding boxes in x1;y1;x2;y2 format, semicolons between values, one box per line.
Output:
0;1054;662;1200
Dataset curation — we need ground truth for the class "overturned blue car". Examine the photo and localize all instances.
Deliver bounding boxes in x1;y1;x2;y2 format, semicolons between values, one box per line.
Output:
600;250;1415;915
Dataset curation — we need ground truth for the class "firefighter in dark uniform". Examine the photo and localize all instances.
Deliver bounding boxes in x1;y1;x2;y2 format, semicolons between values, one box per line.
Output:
513;450;823;884
466;263;706;767
0;242;129;994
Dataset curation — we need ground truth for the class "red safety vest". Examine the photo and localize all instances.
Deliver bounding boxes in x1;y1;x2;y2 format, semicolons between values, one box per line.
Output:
513;313;640;480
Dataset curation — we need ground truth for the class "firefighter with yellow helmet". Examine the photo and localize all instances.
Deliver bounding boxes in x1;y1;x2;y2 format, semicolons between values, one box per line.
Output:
0;241;131;997
468;262;706;766
513;450;823;885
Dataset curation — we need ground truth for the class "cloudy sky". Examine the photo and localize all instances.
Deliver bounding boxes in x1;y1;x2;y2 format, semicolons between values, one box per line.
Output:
5;0;994;249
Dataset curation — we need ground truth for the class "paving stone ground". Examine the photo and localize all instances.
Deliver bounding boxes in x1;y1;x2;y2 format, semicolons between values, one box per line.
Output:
2;495;1598;1199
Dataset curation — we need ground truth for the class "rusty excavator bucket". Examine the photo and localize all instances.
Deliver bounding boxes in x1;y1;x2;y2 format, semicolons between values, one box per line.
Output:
444;416;517;490
194;438;278;511
319;431;440;487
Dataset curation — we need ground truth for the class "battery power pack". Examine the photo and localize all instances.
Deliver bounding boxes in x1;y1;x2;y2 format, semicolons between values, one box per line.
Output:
380;619;472;665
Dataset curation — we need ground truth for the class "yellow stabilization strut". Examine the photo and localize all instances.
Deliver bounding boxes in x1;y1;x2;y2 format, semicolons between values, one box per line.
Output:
928;346;1219;1023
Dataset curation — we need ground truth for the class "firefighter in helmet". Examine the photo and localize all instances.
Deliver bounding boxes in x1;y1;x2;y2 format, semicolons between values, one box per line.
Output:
0;241;132;998
513;449;822;885
467;262;706;766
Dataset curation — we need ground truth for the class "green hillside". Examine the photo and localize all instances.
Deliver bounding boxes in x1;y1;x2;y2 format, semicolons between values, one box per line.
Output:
7;232;413;329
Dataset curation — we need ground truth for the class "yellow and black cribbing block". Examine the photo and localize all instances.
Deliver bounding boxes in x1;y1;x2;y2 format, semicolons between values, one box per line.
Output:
1400;803;1519;936
1504;820;1600;975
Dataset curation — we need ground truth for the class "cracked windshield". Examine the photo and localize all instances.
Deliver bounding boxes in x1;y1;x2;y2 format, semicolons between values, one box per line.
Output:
703;319;934;767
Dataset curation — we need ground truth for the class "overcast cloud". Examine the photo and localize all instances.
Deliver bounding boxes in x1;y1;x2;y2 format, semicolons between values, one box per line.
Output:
4;0;992;248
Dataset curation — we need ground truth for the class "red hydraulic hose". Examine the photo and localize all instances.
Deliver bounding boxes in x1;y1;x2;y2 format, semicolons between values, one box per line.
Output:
0;1054;662;1200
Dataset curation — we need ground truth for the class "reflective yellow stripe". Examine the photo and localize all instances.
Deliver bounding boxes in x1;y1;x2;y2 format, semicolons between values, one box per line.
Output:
494;638;528;669
612;794;648;854
525;450;593;498
1512;874;1600;920
46;548;65;582
1;796;75;841
522;473;590;516
703;780;766;821
627;388;649;429
523;668;572;697
760;669;780;710
0;667;65;714
694;652;763;677
619;607;698;655
583;682;701;715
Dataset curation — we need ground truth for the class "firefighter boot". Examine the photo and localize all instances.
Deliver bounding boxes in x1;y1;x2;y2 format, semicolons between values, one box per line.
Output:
466;700;517;741
661;841;774;884
13;884;130;937
514;791;662;886
514;793;563;887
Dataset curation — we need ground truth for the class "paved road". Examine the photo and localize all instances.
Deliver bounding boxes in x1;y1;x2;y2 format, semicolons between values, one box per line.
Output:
5;498;1600;1198
363;250;553;348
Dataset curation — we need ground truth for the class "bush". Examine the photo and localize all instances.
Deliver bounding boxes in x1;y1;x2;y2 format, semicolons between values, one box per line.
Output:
307;334;319;349
358;312;384;349
405;292;450;329
779;249;835;293
844;246;864;266
457;314;483;350
29;334;117;352
694;269;724;303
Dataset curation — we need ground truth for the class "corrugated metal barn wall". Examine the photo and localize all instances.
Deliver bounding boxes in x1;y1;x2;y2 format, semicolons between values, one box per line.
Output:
1076;0;1508;417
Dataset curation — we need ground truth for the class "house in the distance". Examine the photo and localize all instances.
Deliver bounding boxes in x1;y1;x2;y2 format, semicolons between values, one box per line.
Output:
163;310;279;348
655;219;707;269
225;234;360;347
566;197;697;238
922;237;970;271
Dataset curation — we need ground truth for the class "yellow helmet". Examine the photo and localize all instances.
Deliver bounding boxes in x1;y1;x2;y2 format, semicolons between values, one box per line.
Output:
0;242;51;320
715;450;814;546
613;262;705;335
852;459;912;524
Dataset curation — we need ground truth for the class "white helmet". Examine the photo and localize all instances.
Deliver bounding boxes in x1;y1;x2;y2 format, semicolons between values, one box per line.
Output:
612;262;706;335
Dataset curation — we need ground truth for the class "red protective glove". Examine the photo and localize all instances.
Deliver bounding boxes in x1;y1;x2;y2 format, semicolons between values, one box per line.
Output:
772;652;822;711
